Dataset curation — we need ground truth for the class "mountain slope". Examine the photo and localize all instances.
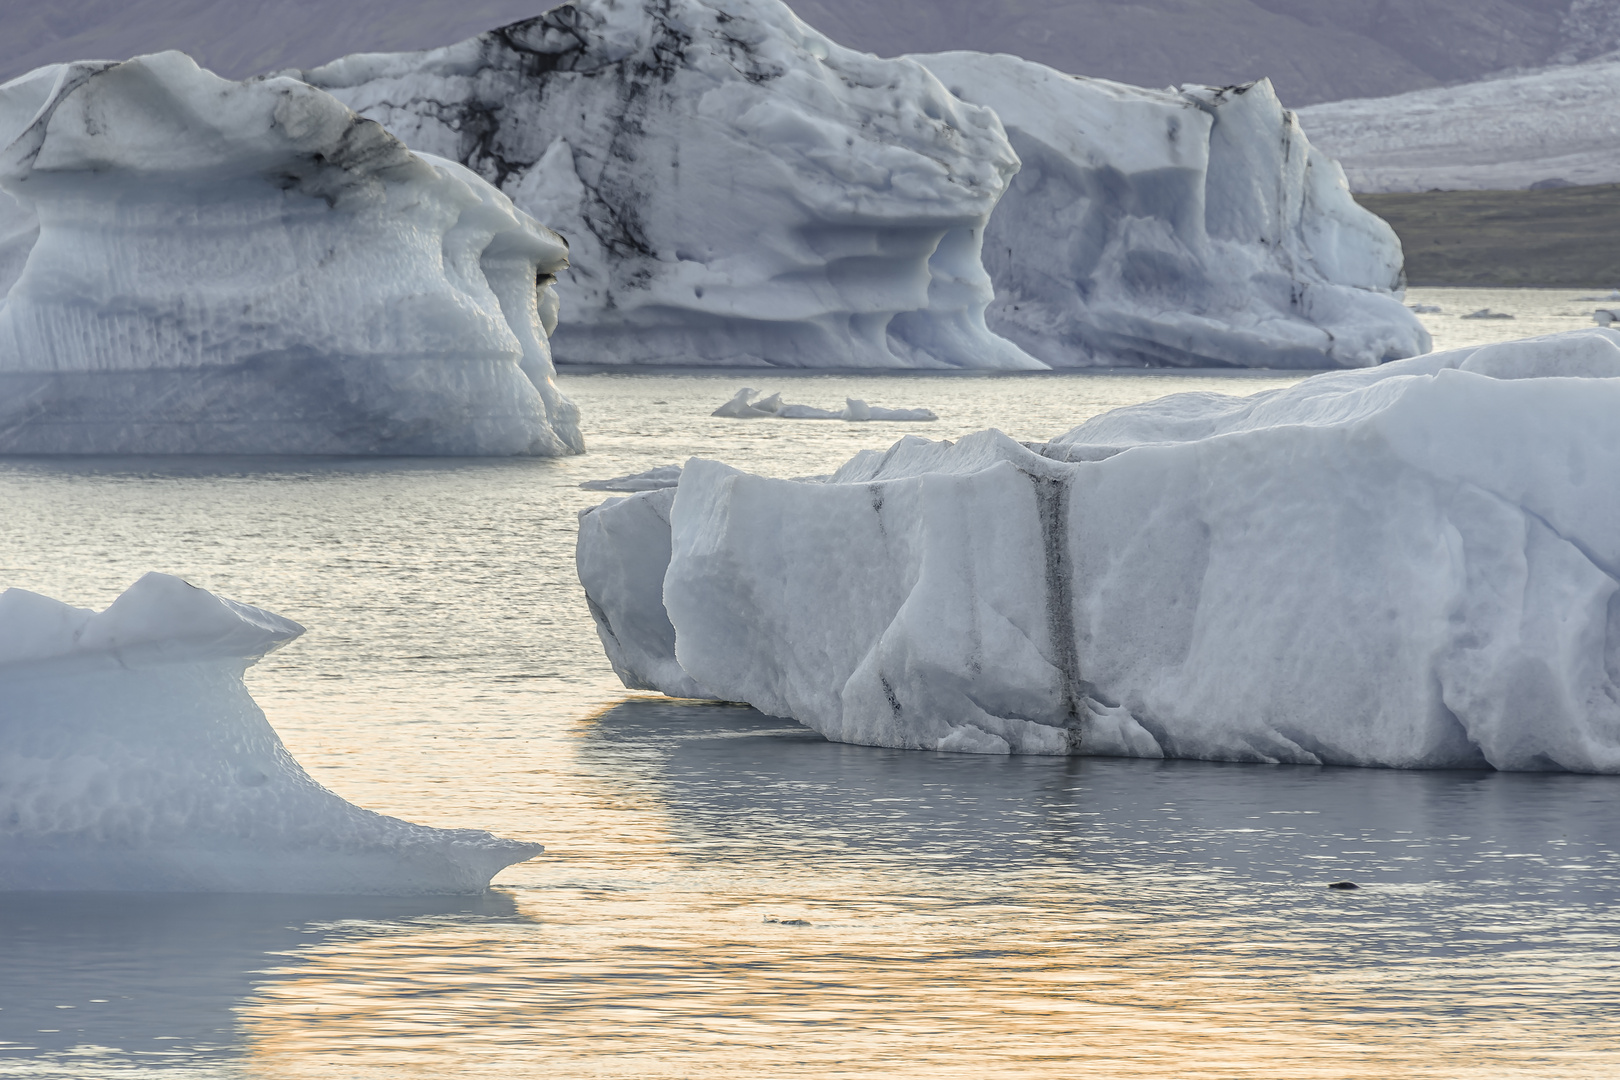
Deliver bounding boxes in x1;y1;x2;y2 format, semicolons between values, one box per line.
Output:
1297;54;1620;192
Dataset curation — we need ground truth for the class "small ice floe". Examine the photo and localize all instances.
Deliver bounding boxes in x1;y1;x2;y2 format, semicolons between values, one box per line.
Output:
1595;309;1619;328
579;465;683;492
1461;308;1515;320
763;916;813;926
1409;303;1443;314
712;388;936;421
1577;290;1620;301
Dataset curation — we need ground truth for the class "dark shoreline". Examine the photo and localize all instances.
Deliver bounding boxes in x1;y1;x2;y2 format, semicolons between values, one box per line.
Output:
1356;184;1620;288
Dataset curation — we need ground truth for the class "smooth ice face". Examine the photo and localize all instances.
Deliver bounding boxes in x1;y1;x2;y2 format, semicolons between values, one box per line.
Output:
0;573;542;893
578;330;1620;772
0;53;581;455
914;54;1430;370
299;0;1040;370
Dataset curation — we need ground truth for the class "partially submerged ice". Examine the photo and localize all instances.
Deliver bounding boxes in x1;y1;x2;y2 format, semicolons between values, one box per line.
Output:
0;573;542;892
301;0;1037;370
579;329;1620;772
712;388;936;420
0;53;581;455
913;53;1430;369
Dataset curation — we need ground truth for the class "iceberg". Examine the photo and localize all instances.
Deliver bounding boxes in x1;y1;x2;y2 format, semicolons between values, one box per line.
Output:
913;54;1430;369
0;573;542;892
0;53;581;455
299;0;1039;371
579;329;1620;772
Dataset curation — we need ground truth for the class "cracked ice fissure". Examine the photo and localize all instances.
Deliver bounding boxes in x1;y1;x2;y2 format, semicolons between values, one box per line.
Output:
1029;468;1086;750
3;349;1620;1076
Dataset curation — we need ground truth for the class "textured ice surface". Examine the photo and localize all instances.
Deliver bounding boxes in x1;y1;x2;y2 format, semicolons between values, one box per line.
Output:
579;330;1620;772
301;0;1037;371
1297;55;1620;193
0;53;581;455
915;54;1430;369
0;573;542;892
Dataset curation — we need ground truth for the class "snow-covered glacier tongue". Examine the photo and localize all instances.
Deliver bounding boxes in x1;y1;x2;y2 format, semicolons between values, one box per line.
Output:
0;53;581;455
912;53;1431;370
297;0;1040;370
579;329;1620;772
0;573;542;892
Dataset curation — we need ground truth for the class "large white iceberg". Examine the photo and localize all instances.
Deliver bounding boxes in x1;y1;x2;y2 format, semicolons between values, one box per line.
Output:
579;329;1620;772
300;0;1038;370
914;54;1430;369
0;573;542;892
0;53;581;455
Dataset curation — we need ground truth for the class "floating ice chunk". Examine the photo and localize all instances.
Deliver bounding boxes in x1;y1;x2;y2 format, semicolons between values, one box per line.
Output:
845;399;938;421
1595;309;1619;327
912;55;1430;369
578;330;1620;772
1462;308;1516;320
713;388;936;421
580;465;684;492
302;0;1040;371
0;573;542;892
0;53;580;455
712;389;777;419
1410;303;1443;313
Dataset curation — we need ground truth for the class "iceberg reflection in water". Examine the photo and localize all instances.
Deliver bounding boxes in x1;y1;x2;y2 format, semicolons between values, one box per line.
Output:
0;892;526;1076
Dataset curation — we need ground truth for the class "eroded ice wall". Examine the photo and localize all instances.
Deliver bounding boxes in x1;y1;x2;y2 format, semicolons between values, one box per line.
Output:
0;573;542;892
579;330;1620;772
299;0;1039;370
915;54;1430;369
0;53;582;455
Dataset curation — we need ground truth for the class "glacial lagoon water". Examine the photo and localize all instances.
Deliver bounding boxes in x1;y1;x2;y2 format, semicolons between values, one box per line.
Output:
2;289;1619;1078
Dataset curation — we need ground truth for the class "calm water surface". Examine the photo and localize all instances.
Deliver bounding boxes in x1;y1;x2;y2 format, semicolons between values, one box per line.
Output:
1;296;1616;1077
